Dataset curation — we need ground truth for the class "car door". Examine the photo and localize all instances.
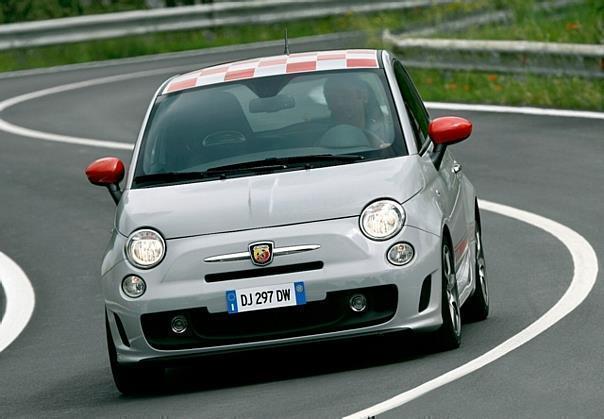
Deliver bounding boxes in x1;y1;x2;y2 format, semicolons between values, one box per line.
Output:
392;60;469;288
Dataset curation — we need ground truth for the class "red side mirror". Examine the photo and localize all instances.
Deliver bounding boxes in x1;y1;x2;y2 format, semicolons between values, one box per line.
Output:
428;116;472;145
85;157;125;186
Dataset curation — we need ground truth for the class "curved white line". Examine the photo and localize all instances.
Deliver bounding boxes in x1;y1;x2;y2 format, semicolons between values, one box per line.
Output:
345;199;599;419
0;252;35;353
426;102;604;120
0;64;195;150
0;118;133;150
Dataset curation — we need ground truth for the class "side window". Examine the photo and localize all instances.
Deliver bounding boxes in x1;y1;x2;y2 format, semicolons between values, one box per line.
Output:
393;60;430;151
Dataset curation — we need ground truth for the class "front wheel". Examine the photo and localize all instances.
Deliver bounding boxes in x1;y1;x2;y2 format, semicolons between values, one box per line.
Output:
106;314;164;395
463;207;489;321
431;240;461;350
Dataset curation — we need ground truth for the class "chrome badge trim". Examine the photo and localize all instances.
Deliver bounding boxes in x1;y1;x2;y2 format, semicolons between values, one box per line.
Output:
204;244;320;263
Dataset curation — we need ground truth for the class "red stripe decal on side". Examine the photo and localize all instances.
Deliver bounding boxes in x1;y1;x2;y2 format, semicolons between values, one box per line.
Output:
166;78;197;93
454;239;468;254
347;58;378;68
224;68;255;81
286;61;317;73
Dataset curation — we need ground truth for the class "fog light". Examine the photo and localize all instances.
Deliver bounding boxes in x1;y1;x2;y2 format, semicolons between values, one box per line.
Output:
349;294;367;312
121;275;146;298
171;315;188;334
387;242;414;266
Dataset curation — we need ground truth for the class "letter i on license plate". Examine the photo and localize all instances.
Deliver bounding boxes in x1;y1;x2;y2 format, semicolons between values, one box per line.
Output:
226;282;306;314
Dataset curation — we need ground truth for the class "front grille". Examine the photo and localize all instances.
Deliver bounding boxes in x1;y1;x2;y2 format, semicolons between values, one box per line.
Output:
141;284;397;350
205;261;323;282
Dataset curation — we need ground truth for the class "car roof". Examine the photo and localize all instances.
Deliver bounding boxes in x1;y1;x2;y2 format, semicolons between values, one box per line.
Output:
162;49;381;95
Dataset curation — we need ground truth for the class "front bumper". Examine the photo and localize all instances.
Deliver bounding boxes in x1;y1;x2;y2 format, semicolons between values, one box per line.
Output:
103;217;444;365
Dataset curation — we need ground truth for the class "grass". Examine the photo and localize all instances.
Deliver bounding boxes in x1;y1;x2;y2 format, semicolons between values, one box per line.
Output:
402;0;604;111
433;0;603;43
407;69;603;111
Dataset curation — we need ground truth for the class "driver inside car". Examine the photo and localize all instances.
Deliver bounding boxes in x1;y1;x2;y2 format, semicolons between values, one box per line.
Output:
320;74;389;149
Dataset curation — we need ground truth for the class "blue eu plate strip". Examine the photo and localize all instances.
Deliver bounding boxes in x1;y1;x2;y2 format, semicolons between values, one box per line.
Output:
226;290;238;314
294;282;306;305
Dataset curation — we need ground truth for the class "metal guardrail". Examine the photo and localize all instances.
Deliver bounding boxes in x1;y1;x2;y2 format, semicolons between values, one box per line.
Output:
0;0;454;50
384;31;604;79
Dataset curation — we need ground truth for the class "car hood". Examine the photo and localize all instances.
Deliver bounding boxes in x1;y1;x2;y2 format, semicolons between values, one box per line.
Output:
116;156;424;239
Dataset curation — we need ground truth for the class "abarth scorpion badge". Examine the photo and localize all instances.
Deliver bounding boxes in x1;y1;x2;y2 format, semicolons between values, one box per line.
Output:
249;241;274;266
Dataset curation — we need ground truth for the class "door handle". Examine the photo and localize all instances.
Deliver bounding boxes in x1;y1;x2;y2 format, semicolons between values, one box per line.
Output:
452;162;462;174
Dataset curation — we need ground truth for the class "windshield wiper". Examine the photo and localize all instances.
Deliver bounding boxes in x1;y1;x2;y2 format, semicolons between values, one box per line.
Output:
269;154;365;165
204;163;287;175
133;171;207;185
205;154;365;173
134;154;364;187
134;164;287;187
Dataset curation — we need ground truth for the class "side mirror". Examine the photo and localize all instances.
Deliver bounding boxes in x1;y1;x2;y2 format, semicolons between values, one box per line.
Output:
429;116;472;145
428;116;472;169
85;157;125;204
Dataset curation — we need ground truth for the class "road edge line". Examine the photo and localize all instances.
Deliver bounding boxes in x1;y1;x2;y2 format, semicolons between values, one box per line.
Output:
426;102;604;120
344;199;599;418
0;252;35;353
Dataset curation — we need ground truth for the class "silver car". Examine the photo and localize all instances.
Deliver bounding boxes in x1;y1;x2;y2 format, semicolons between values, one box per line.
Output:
85;49;489;394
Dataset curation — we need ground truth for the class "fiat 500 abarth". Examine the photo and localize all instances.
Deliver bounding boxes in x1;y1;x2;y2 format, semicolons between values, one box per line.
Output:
86;49;489;394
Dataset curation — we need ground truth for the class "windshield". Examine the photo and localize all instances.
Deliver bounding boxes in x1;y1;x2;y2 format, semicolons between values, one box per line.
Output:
133;69;407;188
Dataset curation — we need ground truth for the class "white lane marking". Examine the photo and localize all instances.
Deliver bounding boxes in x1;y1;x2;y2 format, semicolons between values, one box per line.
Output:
0;252;35;353
0;68;602;150
0;64;195;150
345;199;599;419
0;118;133;150
426;102;604;120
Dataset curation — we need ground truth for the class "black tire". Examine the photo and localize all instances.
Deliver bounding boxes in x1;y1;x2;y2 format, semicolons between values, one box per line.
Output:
463;206;489;322
432;239;462;350
106;313;164;395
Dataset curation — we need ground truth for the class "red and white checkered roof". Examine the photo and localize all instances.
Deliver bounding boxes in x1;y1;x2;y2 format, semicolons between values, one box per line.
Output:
163;49;379;95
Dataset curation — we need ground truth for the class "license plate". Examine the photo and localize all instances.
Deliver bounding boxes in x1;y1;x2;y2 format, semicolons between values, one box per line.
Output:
226;282;306;314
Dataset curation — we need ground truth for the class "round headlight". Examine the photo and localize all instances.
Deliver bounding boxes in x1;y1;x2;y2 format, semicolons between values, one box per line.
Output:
122;275;146;298
360;200;405;240
125;228;165;269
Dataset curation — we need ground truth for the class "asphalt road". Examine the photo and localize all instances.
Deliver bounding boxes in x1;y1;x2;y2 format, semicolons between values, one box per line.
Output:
0;40;602;418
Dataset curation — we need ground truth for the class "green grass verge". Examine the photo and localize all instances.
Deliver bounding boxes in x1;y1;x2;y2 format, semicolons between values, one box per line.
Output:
411;0;604;111
434;0;603;43
408;69;603;111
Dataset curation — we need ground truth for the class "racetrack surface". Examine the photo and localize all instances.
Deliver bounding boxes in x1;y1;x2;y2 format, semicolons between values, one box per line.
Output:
0;40;602;417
